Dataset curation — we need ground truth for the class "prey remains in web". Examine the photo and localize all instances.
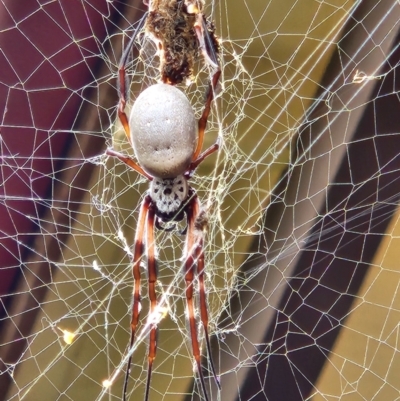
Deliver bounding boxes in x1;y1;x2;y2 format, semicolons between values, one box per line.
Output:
106;1;221;400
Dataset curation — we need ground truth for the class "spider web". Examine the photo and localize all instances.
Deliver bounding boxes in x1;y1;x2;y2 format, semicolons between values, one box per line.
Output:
1;1;400;400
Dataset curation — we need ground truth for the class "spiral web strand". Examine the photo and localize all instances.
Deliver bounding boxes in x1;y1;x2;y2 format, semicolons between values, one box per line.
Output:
1;1;400;400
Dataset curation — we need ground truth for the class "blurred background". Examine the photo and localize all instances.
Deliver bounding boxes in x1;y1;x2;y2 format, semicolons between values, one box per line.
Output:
1;1;400;400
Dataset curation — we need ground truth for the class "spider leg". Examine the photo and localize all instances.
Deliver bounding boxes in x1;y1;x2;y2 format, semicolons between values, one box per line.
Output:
144;200;157;401
117;13;147;144
188;136;220;177
192;68;221;162
194;13;219;70
195;206;221;390
184;194;219;401
123;195;151;401
191;9;221;162
108;15;151;182
106;148;152;180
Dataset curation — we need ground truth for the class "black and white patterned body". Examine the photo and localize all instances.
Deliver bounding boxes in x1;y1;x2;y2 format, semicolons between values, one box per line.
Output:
149;174;189;220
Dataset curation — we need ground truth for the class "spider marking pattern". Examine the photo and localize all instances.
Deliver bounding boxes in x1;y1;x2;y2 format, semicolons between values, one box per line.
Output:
150;175;188;216
105;1;221;400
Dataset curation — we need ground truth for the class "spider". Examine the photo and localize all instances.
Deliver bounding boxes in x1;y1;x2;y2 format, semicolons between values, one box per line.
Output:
105;1;221;400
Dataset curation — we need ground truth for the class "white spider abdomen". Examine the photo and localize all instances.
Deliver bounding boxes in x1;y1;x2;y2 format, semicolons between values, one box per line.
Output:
129;84;197;178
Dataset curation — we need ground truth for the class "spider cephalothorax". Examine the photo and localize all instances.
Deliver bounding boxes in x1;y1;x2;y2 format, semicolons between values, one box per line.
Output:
150;175;189;218
105;1;221;400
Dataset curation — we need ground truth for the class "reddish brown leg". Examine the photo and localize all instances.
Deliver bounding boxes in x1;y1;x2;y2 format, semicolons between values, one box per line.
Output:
184;195;219;401
106;148;152;180
144;201;157;401
117;15;146;144
194;203;221;390
192;9;221;162
192;69;222;162
109;15;149;183
185;195;209;401
117;68;131;144
188;137;220;176
194;14;219;70
123;195;152;401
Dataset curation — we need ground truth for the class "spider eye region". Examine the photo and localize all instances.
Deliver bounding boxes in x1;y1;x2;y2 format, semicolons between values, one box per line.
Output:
129;83;197;178
150;175;189;218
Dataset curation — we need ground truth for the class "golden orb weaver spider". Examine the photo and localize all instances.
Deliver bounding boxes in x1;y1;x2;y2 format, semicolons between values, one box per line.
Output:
105;1;221;400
